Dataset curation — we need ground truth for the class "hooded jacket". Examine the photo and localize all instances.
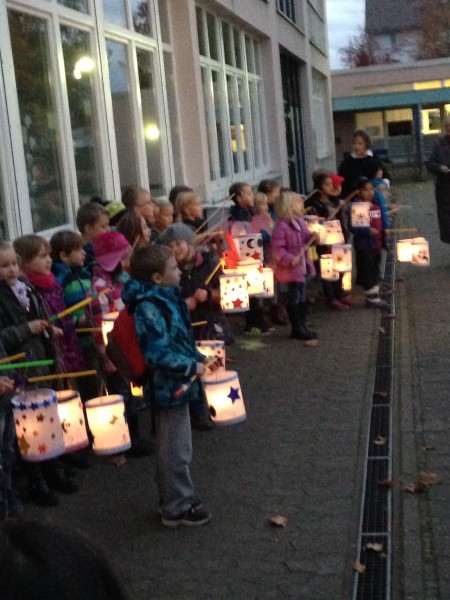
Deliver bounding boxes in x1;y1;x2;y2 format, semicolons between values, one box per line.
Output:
121;278;205;408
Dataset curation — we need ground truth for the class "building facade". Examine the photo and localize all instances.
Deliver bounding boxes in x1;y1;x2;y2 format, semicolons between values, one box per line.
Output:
0;0;334;240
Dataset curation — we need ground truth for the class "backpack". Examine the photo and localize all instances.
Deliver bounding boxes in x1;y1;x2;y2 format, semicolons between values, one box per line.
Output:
105;297;171;384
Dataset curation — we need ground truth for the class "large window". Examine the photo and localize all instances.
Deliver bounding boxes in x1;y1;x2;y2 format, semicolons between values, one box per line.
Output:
197;8;267;185
277;0;297;24
312;70;332;161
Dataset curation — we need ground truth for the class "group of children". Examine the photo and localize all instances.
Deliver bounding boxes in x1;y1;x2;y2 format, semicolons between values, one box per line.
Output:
0;129;393;526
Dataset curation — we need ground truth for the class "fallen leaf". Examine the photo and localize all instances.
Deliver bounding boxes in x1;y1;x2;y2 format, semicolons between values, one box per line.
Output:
365;542;383;552
422;445;435;451
374;391;388;399
418;471;442;486
373;435;387;446
378;479;394;488
268;514;287;527
404;481;427;494
304;339;319;348
352;560;366;573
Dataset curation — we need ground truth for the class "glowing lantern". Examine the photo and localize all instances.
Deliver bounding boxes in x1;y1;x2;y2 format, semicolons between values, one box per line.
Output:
235;233;263;261
342;271;352;292
196;340;226;372
102;311;119;346
319;220;345;245
236;260;264;295
253;267;275;298
332;244;352;272
12;389;65;462
320;254;339;281
396;239;413;262
220;272;250;313
56;390;89;453
85;395;131;455
131;383;144;397
411;238;430;265
304;215;322;235
202;370;246;426
351;202;371;228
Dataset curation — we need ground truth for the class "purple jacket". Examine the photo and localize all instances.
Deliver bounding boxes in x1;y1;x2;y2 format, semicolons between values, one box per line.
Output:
271;217;315;283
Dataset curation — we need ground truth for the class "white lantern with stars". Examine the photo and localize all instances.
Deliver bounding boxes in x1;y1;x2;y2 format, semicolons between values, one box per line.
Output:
85;394;131;455
202;370;246;426
220;272;250;313
56;389;89;453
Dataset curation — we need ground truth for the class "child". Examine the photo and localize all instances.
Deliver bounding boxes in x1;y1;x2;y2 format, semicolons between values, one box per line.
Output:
175;190;205;232
76;202;110;275
250;192;274;264
121;244;212;527
117;211;151;248
271;190;318;340
168;184;194;208
13;235;85;374
153;198;174;235
348;177;389;309
305;172;349;311
121;186;155;229
257;179;281;220
338;129;382;198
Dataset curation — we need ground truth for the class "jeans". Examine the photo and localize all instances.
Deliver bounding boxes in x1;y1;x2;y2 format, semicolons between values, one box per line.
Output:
0;405;15;502
286;281;306;307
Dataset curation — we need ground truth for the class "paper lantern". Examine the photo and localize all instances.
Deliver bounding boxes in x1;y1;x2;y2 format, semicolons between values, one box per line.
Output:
202;370;246;426
85;395;131;455
396;239;413;262
351;202;370;228
342;271;352;292
235;233;263;261
253;267;275;298
102;311;119;346
319;220;345;245
320;254;339;281
332;244;352;272
56;390;89;453
304;215;322;234
196;340;226;372
411;238;430;265
220;272;250;313
12;389;65;462
236;260;264;295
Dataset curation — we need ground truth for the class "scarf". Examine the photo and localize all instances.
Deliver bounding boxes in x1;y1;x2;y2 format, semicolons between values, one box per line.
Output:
10;280;30;311
25;270;55;290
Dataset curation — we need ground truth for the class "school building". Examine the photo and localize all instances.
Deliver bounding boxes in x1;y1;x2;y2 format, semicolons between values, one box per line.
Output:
0;0;334;240
332;58;450;178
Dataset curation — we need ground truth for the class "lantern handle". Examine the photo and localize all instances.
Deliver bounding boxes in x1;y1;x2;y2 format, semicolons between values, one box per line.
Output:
172;358;218;399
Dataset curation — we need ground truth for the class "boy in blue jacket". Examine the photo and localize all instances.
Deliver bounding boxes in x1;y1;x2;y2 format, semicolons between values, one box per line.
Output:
121;245;211;527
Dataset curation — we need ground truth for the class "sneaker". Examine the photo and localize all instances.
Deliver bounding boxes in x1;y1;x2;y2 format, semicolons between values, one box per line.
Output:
161;505;212;528
329;299;349;311
245;326;271;336
158;497;203;515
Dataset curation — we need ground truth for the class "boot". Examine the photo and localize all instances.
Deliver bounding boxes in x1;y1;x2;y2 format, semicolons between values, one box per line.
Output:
297;302;317;340
286;305;303;340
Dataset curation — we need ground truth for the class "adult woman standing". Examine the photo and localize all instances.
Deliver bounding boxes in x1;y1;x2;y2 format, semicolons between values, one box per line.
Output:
425;118;450;243
338;129;382;198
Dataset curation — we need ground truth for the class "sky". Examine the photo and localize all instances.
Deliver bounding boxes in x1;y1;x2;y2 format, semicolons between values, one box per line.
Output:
326;0;365;69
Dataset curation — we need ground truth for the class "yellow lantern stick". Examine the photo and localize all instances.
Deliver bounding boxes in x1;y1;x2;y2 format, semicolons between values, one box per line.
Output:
48;289;110;323
0;352;26;365
27;369;97;384
173;358;217;399
204;257;225;286
192;321;207;327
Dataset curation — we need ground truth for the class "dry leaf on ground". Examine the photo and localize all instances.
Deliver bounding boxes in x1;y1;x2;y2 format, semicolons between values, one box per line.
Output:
418;471;442;486
378;479;394;488
373;435;387;446
365;542;383;553
268;514;288;527
352;560;366;573
304;339;319;348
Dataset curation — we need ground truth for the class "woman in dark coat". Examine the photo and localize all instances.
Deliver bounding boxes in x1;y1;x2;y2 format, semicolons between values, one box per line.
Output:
338;129;382;199
425;118;450;243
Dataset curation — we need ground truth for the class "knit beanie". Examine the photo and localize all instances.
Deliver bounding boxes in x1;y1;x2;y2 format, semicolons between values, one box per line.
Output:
93;231;131;272
104;201;126;226
160;223;195;246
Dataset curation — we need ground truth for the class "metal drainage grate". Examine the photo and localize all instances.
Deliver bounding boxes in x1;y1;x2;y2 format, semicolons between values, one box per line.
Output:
353;247;396;600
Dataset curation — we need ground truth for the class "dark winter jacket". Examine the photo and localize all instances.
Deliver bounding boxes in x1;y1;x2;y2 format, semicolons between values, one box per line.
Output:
426;135;450;242
0;340;13;410
121;279;205;408
348;201;383;251
338;152;382;198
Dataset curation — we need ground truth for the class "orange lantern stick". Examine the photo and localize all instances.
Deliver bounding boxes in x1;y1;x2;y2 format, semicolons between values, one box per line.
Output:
173;358;217;399
48;289;110;323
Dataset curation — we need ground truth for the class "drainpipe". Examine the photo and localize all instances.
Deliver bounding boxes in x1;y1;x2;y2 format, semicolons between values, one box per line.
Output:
412;103;425;180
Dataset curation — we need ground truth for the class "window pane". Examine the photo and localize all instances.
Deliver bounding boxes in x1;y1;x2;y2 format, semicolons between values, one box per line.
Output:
61;26;102;203
249;81;262;168
257;82;267;164
237;78;249;170
106;39;138;189
9;10;67;231
0;171;9;240
222;22;233;66
164;51;182;183
103;0;126;27
245;36;255;73
137;49;164;195
226;74;239;173
57;0;89;13
158;0;171;43
212;71;226;177
201;68;215;180
233;28;243;69
196;7;206;57
131;0;152;36
207;13;218;61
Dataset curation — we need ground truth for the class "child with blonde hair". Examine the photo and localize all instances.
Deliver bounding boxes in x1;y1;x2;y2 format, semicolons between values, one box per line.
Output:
153;198;174;236
272;191;318;341
176;191;205;232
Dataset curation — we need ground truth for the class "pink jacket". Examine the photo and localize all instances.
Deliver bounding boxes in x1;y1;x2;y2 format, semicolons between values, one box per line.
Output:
271;217;315;283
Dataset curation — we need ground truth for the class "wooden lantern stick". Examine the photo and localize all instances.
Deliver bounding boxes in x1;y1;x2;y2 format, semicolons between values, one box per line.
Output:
173;357;218;399
26;370;97;384
0;352;26;365
195;194;235;235
48;289;110;323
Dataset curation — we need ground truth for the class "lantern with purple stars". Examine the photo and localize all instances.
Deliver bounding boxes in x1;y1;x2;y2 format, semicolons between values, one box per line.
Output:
202;370;246;426
12;389;65;462
85;394;131;455
220;272;250;313
196;340;226;373
56;390;89;453
235;233;263;261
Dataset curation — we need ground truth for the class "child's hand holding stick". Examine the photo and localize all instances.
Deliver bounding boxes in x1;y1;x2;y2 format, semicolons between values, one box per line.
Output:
173;357;218;399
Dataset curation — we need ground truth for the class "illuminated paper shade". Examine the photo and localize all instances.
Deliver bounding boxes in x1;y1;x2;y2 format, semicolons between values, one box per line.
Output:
12;389;65;462
102;311;119;346
56;390;89;453
411;239;430;265
351;202;371;228
203;370;246;426
319;220;345;245
131;383;144;397
85;395;131;455
220;272;250;313
235;233;263;261
396;239;413;262
320;254;339;281
196;340;226;372
236;260;264;295
332;244;352;272
253;267;274;298
342;271;352;291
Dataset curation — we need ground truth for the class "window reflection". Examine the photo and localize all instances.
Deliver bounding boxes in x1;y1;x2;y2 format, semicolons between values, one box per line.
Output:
103;0;126;27
132;0;152;36
8;10;66;232
0;171;8;239
57;0;89;13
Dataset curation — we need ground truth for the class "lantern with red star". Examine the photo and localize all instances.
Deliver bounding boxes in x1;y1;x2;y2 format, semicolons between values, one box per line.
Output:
85;394;131;455
196;340;226;372
234;233;263;261
219;272;250;313
202;370;246;426
12;389;65;462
